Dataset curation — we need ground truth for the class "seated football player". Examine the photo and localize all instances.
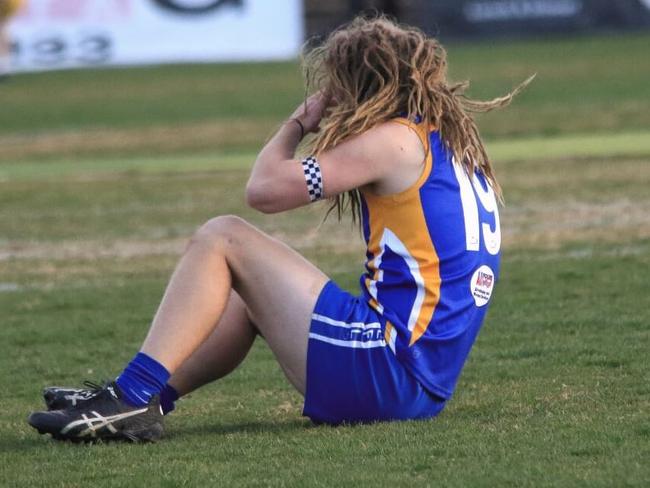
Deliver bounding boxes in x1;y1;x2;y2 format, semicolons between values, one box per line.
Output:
28;16;530;441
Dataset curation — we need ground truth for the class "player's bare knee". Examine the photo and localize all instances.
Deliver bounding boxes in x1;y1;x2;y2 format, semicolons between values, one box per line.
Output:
190;215;251;254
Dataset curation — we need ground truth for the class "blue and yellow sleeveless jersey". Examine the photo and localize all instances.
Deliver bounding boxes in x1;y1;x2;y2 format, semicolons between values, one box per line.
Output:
359;118;501;400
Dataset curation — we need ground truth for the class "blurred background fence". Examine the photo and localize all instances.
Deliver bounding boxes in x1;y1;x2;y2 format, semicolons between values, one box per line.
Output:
307;0;650;38
6;0;650;73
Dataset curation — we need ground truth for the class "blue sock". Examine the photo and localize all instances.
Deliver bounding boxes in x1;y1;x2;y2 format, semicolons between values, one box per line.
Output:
159;384;179;415
116;352;170;407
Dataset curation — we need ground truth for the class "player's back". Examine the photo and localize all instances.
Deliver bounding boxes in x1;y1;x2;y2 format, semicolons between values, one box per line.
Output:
359;120;501;400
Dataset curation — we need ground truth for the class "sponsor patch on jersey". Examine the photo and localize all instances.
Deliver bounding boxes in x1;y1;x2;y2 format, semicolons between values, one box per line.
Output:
470;265;495;307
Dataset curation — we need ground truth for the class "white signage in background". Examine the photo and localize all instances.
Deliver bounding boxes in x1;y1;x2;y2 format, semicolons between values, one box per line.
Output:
7;0;304;73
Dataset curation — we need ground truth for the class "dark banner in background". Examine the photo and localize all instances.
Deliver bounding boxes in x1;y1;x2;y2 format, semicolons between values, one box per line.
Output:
411;0;650;37
306;0;650;40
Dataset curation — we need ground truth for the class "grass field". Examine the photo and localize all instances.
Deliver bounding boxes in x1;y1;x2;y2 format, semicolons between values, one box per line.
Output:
1;33;649;487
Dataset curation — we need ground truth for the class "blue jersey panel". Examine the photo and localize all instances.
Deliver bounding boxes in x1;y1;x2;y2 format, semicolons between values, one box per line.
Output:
358;122;501;401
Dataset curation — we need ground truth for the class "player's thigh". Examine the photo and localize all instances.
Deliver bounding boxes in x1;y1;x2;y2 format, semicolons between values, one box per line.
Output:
195;215;329;394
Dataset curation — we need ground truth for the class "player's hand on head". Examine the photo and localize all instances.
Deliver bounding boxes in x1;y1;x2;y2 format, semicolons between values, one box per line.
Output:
290;91;333;134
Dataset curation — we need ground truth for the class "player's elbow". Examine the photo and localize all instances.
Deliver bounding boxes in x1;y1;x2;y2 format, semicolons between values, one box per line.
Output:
245;182;281;214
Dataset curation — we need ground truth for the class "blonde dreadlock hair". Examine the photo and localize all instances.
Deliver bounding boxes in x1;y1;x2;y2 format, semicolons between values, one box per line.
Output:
303;15;533;224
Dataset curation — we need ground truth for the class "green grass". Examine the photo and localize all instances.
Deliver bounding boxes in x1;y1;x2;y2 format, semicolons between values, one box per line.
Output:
2;32;650;164
1;33;649;136
1;32;650;487
0;62;305;133
1;240;648;486
1;129;650;182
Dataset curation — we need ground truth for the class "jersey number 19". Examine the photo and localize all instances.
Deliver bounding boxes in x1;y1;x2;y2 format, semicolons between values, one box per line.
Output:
453;163;501;255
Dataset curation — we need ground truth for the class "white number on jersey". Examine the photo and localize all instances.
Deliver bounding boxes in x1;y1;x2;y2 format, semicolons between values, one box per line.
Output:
452;162;501;255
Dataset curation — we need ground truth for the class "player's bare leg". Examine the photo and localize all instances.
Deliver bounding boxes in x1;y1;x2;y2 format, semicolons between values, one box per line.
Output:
37;217;324;412
166;291;257;396
141;215;328;394
28;216;327;441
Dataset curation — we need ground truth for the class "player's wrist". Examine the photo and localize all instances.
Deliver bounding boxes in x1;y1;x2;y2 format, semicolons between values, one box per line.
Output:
286;117;305;140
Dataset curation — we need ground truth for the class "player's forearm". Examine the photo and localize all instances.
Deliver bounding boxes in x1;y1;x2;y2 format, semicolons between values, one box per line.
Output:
249;120;302;182
246;121;303;211
257;119;303;164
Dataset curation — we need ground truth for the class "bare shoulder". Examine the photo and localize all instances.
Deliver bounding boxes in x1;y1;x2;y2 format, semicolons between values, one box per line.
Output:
315;119;428;200
359;121;427;195
355;120;425;166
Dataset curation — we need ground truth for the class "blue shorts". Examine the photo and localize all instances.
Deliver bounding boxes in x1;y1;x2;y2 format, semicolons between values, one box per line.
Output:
303;281;446;425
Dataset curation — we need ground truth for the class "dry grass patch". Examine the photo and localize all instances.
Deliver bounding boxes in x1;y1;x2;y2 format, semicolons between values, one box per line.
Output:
0;119;278;163
502;199;650;249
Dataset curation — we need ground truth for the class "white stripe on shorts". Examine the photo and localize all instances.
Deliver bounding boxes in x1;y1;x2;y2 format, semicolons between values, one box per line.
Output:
311;313;381;330
308;332;386;349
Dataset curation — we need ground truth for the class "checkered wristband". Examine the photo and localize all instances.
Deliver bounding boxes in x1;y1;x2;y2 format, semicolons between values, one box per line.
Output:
301;155;324;202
